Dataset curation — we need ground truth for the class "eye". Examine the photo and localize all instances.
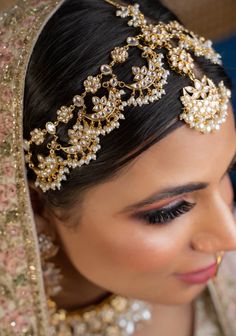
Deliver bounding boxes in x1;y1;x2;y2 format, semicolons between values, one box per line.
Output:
135;200;196;225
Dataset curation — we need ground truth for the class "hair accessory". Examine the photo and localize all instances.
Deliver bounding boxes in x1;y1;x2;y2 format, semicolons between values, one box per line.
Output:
24;1;231;192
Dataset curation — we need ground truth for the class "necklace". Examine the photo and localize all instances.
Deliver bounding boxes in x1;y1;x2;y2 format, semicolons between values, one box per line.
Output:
48;295;152;335
38;233;152;335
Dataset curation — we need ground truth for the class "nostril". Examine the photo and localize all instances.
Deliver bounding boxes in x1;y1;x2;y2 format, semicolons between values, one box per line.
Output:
191;234;221;253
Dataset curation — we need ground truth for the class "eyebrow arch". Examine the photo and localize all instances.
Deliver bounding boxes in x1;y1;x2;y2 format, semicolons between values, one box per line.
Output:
122;182;208;213
122;151;236;213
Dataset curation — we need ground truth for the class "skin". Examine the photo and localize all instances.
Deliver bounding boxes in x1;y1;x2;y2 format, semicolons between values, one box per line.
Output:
34;105;236;334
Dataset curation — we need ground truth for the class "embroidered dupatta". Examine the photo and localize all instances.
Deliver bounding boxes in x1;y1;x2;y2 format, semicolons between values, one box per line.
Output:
0;1;235;334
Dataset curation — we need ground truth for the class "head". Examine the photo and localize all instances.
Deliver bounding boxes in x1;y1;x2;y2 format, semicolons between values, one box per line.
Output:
24;0;236;305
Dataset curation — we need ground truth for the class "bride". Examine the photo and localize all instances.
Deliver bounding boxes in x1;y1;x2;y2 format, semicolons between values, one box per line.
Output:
0;0;236;335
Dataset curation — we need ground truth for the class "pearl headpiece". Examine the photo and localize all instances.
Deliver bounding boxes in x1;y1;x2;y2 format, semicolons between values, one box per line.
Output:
24;0;231;192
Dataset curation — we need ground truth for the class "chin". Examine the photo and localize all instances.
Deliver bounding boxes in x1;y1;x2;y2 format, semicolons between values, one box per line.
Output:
143;283;207;306
171;283;207;305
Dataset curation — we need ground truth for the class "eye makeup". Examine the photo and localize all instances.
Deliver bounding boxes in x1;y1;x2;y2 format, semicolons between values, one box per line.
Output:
122;151;236;221
132;157;236;226
134;200;196;225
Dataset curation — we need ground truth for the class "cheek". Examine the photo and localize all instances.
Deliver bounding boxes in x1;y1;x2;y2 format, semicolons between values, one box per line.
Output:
70;212;192;276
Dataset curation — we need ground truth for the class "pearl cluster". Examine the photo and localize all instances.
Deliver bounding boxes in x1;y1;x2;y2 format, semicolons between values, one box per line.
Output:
30;128;46;145
168;47;195;75
180;76;231;133
111;46;129;63
25;2;231;192
50;295;152;336
84;75;101;93
57;105;74;123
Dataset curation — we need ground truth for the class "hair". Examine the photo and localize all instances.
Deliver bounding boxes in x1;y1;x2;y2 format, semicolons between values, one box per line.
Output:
24;0;232;210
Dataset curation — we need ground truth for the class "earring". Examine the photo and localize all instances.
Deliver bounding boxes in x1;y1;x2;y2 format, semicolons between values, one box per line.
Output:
215;251;224;277
38;233;63;297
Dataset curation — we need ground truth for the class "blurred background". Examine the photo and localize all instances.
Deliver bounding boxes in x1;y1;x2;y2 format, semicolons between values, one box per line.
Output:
163;0;236;107
0;0;236;195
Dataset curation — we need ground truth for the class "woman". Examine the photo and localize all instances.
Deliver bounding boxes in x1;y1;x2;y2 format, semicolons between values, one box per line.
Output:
0;0;236;335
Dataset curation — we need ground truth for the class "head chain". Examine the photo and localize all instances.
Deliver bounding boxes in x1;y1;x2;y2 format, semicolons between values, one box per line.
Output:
24;1;231;192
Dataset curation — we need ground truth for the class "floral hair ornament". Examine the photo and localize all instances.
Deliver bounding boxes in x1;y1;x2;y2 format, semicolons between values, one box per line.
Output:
24;0;231;192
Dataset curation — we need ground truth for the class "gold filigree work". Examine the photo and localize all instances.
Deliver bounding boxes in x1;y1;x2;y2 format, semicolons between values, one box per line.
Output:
180;76;230;132
0;1;234;335
24;2;231;192
48;295;152;335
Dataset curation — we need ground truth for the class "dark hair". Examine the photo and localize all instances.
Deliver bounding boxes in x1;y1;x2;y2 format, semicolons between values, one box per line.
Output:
24;0;231;209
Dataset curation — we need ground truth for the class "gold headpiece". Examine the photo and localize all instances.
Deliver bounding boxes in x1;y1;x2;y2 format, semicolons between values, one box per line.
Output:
24;1;231;192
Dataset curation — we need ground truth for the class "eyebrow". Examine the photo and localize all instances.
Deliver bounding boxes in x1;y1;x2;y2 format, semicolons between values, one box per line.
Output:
122;151;236;213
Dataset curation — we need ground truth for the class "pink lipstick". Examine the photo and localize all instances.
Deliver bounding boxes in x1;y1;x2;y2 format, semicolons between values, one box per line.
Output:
175;262;217;284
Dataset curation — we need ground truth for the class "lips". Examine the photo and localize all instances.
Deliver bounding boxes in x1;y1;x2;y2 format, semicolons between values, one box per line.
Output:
175;262;217;284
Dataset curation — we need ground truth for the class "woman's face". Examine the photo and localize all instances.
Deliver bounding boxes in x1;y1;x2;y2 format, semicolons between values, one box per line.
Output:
51;105;236;305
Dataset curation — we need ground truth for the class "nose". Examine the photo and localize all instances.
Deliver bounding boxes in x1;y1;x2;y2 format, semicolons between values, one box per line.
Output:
191;194;236;253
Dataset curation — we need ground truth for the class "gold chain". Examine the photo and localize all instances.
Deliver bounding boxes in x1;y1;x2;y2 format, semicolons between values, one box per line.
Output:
104;0;122;8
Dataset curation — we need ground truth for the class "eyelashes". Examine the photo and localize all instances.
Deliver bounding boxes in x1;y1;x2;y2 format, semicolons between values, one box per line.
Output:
135;200;196;225
132;160;236;226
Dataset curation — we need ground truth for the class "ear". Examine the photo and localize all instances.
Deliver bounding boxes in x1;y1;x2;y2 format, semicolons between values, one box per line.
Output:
28;181;56;239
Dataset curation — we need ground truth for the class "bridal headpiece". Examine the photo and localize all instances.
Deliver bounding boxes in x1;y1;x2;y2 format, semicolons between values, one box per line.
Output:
0;0;233;335
24;0;231;192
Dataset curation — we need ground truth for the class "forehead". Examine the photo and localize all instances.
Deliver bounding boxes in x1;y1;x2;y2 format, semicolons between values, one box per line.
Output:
105;105;236;193
82;106;235;214
121;105;236;186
